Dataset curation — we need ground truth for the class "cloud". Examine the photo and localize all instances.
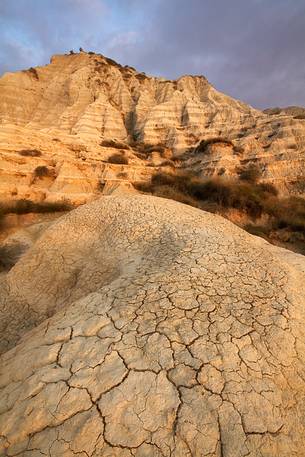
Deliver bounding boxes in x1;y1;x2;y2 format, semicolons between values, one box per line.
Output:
0;0;304;108
0;0;110;71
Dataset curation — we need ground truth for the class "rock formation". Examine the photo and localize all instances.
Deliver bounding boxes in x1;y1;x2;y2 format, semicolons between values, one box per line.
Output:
264;106;305;118
0;52;305;205
0;195;305;456
1;52;305;456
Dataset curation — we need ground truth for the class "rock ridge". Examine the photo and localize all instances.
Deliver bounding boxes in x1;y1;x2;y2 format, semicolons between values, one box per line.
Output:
0;52;304;204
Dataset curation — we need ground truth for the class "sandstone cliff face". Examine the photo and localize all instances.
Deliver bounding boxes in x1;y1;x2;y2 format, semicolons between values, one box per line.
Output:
0;52;305;204
0;53;257;143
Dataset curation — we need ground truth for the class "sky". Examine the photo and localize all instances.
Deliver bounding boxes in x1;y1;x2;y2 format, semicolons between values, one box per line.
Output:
0;0;304;109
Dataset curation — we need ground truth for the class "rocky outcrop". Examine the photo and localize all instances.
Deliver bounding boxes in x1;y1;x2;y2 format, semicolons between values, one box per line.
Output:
0;123;155;205
0;52;305;204
0;53;258;144
0;194;305;456
264;106;305;118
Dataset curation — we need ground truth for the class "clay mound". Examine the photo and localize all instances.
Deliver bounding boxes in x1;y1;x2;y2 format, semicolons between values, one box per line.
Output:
0;195;305;456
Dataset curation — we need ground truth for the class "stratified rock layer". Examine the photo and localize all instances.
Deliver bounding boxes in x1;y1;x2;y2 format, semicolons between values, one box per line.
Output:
0;195;304;456
0;52;305;204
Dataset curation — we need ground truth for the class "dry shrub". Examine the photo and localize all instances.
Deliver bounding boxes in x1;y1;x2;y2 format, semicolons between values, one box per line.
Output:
23;67;39;79
97;182;105;192
129;140;166;157
160;160;175;167
0;199;72;216
268;197;305;232
104;56;122;68
34;166;55;178
117;172;128;179
152;185;199;207
101;139;128;149
237;164;262;183
107;153;129;165
136;171;305;247
195;138;234;153
18;149;42;157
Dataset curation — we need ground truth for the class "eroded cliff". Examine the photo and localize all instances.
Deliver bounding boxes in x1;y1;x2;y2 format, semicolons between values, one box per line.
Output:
0;52;305;205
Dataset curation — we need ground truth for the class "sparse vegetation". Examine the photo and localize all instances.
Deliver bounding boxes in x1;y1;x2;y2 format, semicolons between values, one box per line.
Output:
0;199;72;216
107;153;129;165
290;177;305;193
117;172;128;179
0;199;72;233
134;170;305;252
160;160;175;167
129;141;167;158
18;149;42;157
258;182;278;196
25;67;39;79
294;114;305;120
34;166;55;178
104;56;122;68
237;164;262;183
269;197;305;232
195;138;234;153
101;139;128;149
97;181;105;192
135;73;147;81
233;145;244;154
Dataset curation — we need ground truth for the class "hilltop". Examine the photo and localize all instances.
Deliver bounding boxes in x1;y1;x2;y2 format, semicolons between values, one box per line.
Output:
0;52;305;457
0;51;304;207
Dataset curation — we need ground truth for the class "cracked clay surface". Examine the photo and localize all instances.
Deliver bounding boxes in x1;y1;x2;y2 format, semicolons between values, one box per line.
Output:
0;195;305;456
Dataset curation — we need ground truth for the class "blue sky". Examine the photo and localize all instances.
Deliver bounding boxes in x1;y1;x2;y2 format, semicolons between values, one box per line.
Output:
0;0;305;109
